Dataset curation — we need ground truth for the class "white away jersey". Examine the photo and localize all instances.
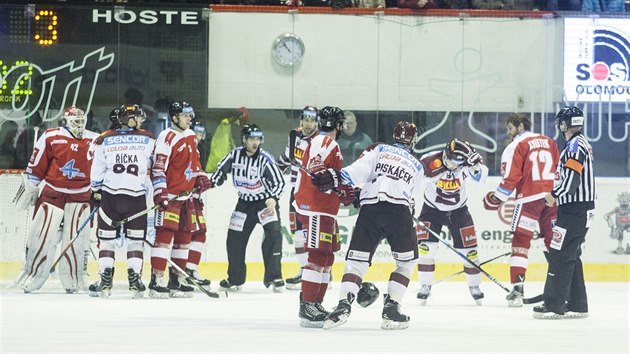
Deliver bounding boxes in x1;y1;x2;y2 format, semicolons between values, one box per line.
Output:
419;150;489;211
91;129;155;197
340;143;423;208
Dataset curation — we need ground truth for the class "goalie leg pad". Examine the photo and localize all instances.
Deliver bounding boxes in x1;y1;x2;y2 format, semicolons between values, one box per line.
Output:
59;202;92;292
18;202;64;292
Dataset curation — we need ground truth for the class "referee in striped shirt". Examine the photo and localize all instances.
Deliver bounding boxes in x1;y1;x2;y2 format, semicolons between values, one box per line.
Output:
210;124;286;292
535;106;595;319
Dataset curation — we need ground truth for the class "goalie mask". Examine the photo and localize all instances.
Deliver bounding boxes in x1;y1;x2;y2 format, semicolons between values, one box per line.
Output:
117;104;146;128
61;106;87;138
393;121;418;146
319;106;345;140
555;106;584;133
443;139;470;170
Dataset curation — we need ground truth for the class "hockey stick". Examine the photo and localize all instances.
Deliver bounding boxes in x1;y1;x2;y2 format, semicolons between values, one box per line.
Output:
290;159;347;197
417;222;511;293
110;188;197;227
49;206;99;273
523;294;543;304
143;240;227;299
434;251;510;285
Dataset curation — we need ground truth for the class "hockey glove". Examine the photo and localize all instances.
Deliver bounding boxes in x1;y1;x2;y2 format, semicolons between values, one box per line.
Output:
483;191;502;211
91;190;102;208
153;188;170;210
311;168;341;193
464;143;482;167
195;174;213;193
336;184;356;206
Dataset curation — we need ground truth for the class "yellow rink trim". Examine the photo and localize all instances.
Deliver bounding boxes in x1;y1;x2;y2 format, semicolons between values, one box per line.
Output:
2;261;629;282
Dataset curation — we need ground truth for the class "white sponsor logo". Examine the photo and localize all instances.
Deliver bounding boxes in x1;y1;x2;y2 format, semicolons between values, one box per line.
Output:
92;9;199;25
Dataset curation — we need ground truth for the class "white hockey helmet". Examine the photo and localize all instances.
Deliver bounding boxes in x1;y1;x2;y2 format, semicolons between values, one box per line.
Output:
62;106;87;137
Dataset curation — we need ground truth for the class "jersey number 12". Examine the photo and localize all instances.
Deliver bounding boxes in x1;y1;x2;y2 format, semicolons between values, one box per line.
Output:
528;150;554;181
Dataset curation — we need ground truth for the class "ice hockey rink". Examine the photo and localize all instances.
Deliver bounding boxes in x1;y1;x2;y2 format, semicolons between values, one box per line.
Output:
1;280;628;354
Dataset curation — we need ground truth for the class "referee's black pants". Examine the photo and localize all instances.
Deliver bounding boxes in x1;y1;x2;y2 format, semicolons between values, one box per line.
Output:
543;201;594;314
226;199;283;286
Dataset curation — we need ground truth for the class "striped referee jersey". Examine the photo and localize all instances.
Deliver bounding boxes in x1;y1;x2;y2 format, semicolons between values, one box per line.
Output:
551;132;595;205
210;146;285;202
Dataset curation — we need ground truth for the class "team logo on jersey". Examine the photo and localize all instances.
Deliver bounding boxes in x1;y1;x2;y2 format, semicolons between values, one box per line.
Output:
436;178;461;191
184;162;193;181
59;159;86;179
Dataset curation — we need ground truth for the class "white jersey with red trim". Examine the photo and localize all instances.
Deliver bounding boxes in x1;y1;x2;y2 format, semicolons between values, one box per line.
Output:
151;128;203;199
419;151;489;211
91;129;155;197
292;132;343;217
26;127;98;194
495;131;559;203
340;142;424;208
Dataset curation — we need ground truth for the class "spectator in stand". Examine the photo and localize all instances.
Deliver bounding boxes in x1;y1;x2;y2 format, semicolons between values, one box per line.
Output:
470;0;512;9
205;107;250;173
338;111;373;167
397;0;438;8
15;113;47;169
582;0;624;11
0;120;18;168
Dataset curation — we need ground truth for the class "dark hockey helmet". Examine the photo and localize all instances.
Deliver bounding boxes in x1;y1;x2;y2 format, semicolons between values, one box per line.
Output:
168;101;195;121
393;121;418;146
319;106;345;137
241;124;264;143
443;139;471;170
117;104;146;127
108;108;121;129
300;106;319;121
555;106;584;130
357;282;380;308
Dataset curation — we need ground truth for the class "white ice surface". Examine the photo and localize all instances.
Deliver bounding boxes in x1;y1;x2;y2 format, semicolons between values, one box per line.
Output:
1;281;628;354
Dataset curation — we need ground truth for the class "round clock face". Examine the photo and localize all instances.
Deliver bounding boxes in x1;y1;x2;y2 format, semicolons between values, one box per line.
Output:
272;33;305;67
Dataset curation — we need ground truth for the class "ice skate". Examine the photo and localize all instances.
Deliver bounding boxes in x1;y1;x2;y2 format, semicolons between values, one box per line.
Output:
416;284;431;306
506;283;524;307
127;269;146;299
88;267;114;299
381;294;409;330
298;293;327;328
148;273;170;299
186;268;211;288
323;293;354;329
533;304;563;319
264;279;285;293
168;271;194;298
285;270;302;290
219;279;242;292
469;285;484;306
614;247;625;255
563;304;589;319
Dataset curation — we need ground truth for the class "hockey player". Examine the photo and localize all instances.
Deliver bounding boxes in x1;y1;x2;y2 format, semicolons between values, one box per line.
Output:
88;104;155;298
276;106;320;289
185;117;212;289
292;106;353;328
150;101;212;299
14;106;99;293
210;124;286;292
483;113;559;307
415;139;488;305
315;121;422;330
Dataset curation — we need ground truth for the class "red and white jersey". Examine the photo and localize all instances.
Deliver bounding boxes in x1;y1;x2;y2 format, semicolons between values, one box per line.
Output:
26;127;98;194
420;151;489;211
91;129;155;197
151;128;203;199
341;143;424;208
495;131;559;203
292;132;343;217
